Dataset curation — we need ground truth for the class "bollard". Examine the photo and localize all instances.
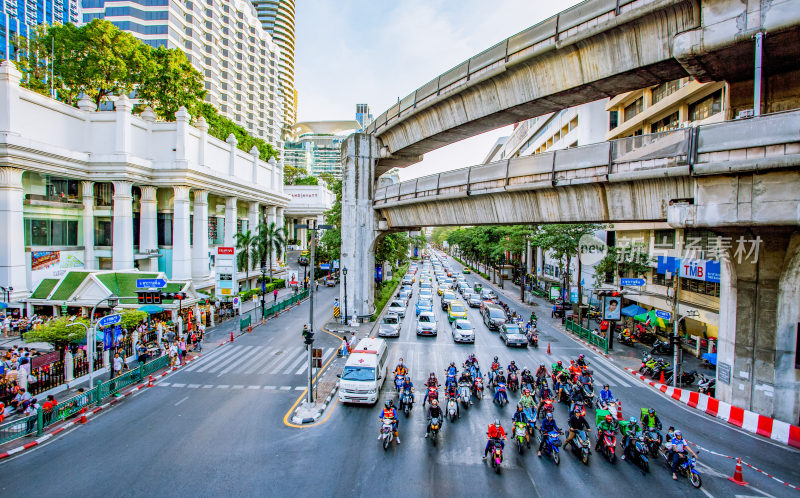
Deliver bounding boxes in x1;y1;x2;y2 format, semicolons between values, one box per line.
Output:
147;375;154;387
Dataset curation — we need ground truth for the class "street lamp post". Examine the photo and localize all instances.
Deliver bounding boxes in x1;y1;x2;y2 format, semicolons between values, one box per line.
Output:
342;267;348;326
260;266;267;322
69;294;119;389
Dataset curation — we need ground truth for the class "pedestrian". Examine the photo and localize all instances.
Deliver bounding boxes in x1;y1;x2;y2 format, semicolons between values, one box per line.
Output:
136;341;148;367
2;314;10;338
113;352;127;378
340;335;348;357
42;395;57;424
179;337;187;364
169;342;178;367
273;288;278;303
166;328;176;345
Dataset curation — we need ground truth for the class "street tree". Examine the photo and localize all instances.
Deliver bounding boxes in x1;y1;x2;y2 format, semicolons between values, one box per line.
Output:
25;316;90;358
136;46;206;120
258;222;284;283
120;310;147;331
235;229;259;290
593;243;653;287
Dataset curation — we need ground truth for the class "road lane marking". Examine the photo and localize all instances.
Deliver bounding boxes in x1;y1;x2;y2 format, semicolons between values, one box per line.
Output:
294;386;305;390
194;346;249;373
184;346;237;372
216;385;229;389
279;386;291;390
265;348;303;374
204;347;252;374
202;384;213;388
218;346;264;376
174;396;189;406
187;384;200;388
247;385;261;390
285;348;310;374
171;383;185;388
232;385;244;389
242;347;277;374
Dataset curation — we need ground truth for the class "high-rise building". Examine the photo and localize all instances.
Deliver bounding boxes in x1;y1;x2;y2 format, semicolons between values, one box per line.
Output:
355;103;373;129
250;0;296;130
1;0;79;60
284;120;359;179
80;0;283;147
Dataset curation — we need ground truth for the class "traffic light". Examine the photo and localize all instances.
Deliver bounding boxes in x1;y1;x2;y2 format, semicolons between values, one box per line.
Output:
138;293;145;304
302;326;314;345
137;291;162;304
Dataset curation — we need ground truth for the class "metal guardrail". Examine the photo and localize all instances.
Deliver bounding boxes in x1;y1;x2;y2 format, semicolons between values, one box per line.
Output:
367;0;664;136
565;318;609;354
263;289;309;318
374;110;800;206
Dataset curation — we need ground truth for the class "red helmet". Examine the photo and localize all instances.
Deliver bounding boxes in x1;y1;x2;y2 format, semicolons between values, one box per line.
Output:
605;414;613;422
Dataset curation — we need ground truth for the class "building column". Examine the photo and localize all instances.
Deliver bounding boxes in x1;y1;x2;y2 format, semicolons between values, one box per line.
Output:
224;196;237;248
171;186;191;280
248;202;260;236
299;218;308;250
111;181;134;270
192;190;209;281
0;167;26;300
139;186;158;272
81;181;95;270
340;134;381;322
266;206;277;269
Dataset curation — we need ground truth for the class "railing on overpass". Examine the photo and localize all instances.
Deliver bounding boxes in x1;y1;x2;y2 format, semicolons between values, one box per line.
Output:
366;0;666;136
373;110;800;206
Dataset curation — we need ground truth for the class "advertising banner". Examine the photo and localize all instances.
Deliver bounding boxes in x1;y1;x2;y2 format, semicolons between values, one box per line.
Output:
30;250;85;287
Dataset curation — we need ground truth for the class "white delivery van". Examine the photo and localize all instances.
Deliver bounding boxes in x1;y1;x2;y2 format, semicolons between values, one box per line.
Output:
338;338;388;405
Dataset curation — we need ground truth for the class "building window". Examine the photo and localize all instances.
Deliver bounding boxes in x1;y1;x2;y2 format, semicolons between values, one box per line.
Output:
157;213;173;246
689;89;723;122
651;79;684;105
94;217;112;246
651;269;673;287
681;277;720;298
653;229;676;249
624;97;644;122
651;111;680;133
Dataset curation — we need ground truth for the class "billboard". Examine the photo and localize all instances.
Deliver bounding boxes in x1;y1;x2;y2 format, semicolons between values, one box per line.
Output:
215;247;237;297
30;250;85;287
603;295;622;321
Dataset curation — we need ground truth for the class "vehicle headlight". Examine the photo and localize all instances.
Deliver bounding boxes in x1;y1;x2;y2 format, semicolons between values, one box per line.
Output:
368;389;377;394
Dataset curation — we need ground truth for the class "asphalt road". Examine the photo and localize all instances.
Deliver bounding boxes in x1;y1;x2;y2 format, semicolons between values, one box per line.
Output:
1;255;798;498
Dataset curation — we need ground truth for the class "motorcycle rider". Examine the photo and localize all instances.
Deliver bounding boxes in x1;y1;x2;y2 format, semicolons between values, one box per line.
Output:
599;384;615;405
576;353;588;368
668;430;698;480
424;399;444;438
594;414;618;452
520;368;535;392
554;368;569;401
641;408;662;430
458;370;473;405
394;358;408;377
537;383;554;416
569;383;585;414
577;370;594;399
401;376;415;406
620;416;640;460
489;356;501;385
378;400;400;444
507;360;519;375
537;412;562;457
445;362;458;389
482;419;507;460
423;372;440;407
552;360;566;376
564;408;592;451
520;388;536;423
494;370;508;403
535;363;549;383
512;404;532;446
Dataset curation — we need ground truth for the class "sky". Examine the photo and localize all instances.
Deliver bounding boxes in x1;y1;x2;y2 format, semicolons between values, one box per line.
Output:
294;0;582;181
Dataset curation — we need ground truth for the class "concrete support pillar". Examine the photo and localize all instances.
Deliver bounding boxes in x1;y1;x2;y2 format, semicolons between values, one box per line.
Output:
171;186;191;280
717;229;800;425
224;196;237;248
111;181;134;270
81;181;95;270
340;134;381;322
0;167;26;299
526;241;534;274
192;190;210;281
139;186;158;272
64;350;74;382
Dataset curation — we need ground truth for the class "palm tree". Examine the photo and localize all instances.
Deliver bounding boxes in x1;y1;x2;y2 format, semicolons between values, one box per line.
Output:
257;221;285;284
235;230;258;290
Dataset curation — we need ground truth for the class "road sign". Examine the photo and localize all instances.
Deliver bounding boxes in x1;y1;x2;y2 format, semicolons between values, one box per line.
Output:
621;278;646;286
61;304;68;314
232;296;241;308
320;263;330;270
136;278;166;289
97;313;121;328
655;310;672;321
333;306;340;318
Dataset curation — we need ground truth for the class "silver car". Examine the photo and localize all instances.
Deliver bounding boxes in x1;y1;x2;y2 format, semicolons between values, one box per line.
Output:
451;319;475;343
416;311;438;336
387;300;406;318
378;314;401;338
467;293;482;308
499;323;528;347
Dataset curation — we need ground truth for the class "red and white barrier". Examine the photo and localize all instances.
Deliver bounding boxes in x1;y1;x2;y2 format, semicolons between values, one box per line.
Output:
624;368;800;450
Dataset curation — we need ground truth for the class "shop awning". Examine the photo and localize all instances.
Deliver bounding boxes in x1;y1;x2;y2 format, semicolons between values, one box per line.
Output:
139;305;165;314
621;304;647;317
634;309;670;328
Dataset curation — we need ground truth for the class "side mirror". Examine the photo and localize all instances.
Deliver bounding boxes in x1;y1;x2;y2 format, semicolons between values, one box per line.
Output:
336;373;341;378
377;374;382;380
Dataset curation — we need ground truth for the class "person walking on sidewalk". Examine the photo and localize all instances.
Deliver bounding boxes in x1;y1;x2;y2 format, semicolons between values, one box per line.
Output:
273;288;278;303
340;336;348;357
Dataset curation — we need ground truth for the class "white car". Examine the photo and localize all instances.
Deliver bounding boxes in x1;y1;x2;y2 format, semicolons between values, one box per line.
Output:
387;300;406;318
451;319;475;343
378;314;401;338
416;311;438;336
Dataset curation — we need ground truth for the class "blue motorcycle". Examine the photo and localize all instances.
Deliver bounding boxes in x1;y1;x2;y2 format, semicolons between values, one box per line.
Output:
539;430;562;465
662;449;702;488
493;382;508;406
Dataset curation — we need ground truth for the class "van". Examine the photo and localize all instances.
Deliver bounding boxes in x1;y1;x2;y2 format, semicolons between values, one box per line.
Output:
338;338;389;405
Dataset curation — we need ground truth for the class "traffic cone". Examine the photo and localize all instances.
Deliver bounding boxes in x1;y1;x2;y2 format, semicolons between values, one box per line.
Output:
728;458;749;485
616;400;623;421
248;324;252;333
659;370;665;384
547;343;551;354
230;331;234;343
78;407;87;424
147;375;154;387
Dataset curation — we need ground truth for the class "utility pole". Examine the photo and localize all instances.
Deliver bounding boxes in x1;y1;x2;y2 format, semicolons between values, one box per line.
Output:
307;219;316;403
671;269;680;387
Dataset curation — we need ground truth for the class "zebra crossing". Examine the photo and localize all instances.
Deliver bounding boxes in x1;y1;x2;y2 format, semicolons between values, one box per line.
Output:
181;344;337;377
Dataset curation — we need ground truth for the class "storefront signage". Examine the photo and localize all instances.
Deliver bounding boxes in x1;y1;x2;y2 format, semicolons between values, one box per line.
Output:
657;256;720;283
717;361;731;385
30;250;85;288
215;247;237;298
620;278;645;286
549;286;560;301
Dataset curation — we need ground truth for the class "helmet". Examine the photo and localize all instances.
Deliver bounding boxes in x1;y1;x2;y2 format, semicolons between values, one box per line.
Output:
499;370;504;375
510;360;515;365
540;363;545;368
649;408;655;415
450;361;455;366
546;412;553;419
516;404;523;411
629;417;637;424
388;400;394;407
523;388;531;395
579;354;585;359
605;414;613;422
430;372;435;377
494;418;500;426
431;399;438;406
399;358;403;363
557;361;563;366
674;430;682;437
493;356;498;362
384;401;391;409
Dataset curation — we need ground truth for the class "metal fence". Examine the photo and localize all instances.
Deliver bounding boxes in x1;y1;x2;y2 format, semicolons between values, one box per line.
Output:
262;289;309;318
565;318;609;354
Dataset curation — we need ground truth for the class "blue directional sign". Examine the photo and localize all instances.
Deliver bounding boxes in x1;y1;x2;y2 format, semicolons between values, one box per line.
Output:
136;278;166;289
97;313;121;328
320;263;330;270
621;278;646;286
655;310;672;321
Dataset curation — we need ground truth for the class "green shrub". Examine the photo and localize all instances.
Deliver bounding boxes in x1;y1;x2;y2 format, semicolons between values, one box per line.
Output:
371;263;409;321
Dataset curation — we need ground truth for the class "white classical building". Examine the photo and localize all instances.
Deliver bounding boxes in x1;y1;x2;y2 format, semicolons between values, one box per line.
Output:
0;61;289;310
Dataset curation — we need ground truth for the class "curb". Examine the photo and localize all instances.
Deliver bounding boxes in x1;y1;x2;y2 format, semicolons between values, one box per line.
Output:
0;355;201;461
622;367;800;450
560;328;611;358
291;381;340;425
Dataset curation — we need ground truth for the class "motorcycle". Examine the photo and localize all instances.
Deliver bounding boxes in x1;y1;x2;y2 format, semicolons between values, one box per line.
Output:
644;428;663;457
445;373;457;391
596;399;618;419
379;417;395;450
513;421;530;453
538;430;562;465
598;429;618;463
494;382;508;406
698;374;716;397
617;331;635;346
488;437;505;473
663;369;697;387
458;381;472;408
399;388;414;416
508;372;519;392
568;429;591;465
661;448;702;488
447;395;459;422
428;415;441;446
473;377;484;400
424;386;439;407
528;332;539;348
394;374;405;393
581;381;595;405
570;401;587;418
639;354;654;374
625;432;650;473
538;398;555;419
650;359;672;380
650;340;672;356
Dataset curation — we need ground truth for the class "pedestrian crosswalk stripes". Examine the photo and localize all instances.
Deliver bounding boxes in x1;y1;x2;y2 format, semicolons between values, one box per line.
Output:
282;349;308;375
177;345;335;378
267;347;304;374
217;347;264;377
240;347;277;374
196;346;251;373
157;382;301;392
